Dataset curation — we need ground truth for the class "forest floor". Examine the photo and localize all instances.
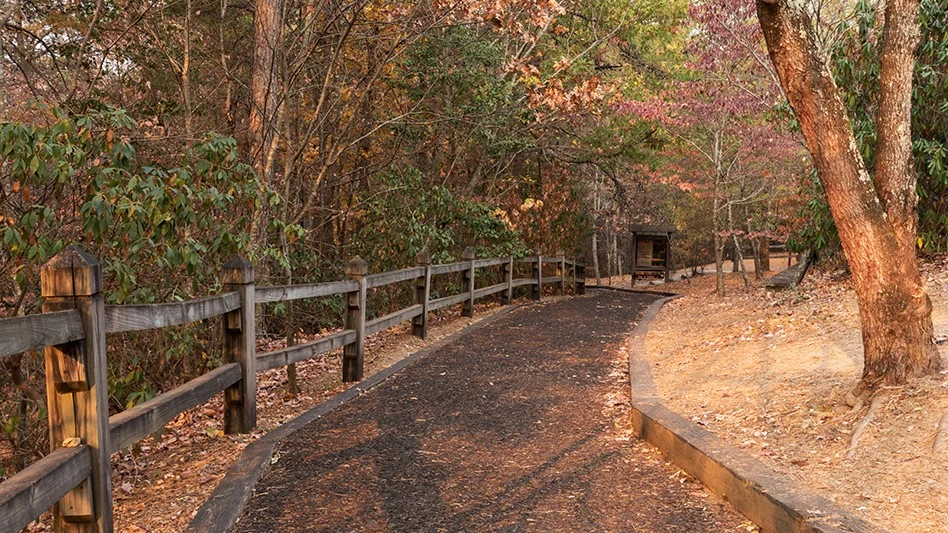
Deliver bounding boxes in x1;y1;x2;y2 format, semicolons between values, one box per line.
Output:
641;254;948;532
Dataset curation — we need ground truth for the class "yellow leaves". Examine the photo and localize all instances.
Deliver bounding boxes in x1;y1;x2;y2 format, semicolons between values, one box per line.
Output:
520;197;543;211
492;208;513;228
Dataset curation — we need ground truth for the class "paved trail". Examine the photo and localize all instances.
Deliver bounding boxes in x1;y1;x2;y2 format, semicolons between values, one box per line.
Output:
234;290;748;532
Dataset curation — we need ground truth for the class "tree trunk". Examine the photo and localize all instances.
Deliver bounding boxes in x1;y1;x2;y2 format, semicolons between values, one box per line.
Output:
728;204;750;287
248;0;281;179
609;232;622;285
592;226;601;285
605;220;614;284
713;173;725;296
745;203;763;280
714;232;725;296
750;237;762;280
759;236;771;273
182;0;193;143
247;0;283;267
592;171;602;285
756;0;941;389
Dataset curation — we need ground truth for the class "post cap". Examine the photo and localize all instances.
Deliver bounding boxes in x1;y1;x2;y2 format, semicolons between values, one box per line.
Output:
223;255;254;284
41;245;102;297
461;247;475;260
416;250;431;265
346;256;368;276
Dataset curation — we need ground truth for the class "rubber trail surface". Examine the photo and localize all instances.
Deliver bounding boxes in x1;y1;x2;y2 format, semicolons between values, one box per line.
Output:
234;290;747;532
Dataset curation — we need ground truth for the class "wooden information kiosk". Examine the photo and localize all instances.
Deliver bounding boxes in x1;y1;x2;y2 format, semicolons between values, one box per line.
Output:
630;224;676;283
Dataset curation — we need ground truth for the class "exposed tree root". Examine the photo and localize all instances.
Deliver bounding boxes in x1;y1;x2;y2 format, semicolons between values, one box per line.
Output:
846;393;888;460
934;411;948;455
845;388;870;412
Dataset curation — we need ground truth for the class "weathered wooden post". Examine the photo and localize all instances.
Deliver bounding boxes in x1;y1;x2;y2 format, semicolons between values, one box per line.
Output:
461;247;475;318
412;250;431;339
502;256;514;305
557;248;566;296
41;246;113;531
343;256;367;381
286;308;299;395
569;256;577;294
630;231;638;288
222;256;256;434
532;253;542;300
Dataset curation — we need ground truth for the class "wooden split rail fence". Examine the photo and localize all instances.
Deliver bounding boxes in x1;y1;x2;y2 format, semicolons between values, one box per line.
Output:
0;245;585;532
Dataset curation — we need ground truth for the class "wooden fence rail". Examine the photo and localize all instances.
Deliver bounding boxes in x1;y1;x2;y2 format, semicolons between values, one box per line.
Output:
0;310;84;361
0;245;585;532
104;293;241;334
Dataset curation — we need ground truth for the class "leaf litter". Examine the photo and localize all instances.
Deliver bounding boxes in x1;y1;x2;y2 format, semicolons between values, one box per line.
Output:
644;255;948;532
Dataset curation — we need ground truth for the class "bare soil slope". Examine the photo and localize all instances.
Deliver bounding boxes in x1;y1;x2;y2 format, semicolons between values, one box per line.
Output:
644;256;948;532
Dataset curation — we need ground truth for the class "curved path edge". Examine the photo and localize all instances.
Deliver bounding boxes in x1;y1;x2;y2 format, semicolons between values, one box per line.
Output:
628;294;886;533
187;305;523;533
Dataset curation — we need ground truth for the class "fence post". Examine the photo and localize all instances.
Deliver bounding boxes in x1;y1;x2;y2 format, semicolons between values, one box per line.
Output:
413;250;431;339
532;253;542;300
557;248;566;296
502;256;514;305
461;247;475;317
569;257;577;294
286;305;299;395
343;256;367;381
40;246;112;531
222;256;256;434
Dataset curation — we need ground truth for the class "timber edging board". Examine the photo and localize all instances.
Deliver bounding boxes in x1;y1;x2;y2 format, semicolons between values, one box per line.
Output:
186;304;523;533
764;251;814;290
628;296;886;533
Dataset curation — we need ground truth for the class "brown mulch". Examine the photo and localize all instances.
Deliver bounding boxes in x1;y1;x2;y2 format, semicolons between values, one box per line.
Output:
233;291;752;532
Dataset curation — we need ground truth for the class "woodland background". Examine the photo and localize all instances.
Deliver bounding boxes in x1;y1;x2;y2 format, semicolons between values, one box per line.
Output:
1;0;946;479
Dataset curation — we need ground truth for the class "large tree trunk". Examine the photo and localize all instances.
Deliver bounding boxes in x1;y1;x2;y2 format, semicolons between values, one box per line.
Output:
247;0;283;266
756;0;941;390
248;0;281;180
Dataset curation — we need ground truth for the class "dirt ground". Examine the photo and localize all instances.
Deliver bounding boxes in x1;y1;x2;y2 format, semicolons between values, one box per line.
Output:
642;255;948;532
